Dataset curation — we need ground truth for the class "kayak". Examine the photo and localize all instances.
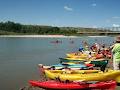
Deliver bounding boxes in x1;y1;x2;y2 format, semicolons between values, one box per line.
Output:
51;63;89;69
59;58;87;62
65;57;87;61
66;51;97;60
89;80;116;89
38;64;95;74
29;80;116;90
38;64;100;73
29;80;88;89
44;70;100;74
44;70;120;83
90;60;109;72
90;60;108;67
60;58;108;67
66;52;88;59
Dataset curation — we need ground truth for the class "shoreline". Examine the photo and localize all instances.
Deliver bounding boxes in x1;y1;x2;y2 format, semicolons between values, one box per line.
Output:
0;35;109;38
0;35;79;38
88;36;108;37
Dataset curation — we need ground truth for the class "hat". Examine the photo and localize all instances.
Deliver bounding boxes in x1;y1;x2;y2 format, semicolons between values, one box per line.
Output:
116;36;120;42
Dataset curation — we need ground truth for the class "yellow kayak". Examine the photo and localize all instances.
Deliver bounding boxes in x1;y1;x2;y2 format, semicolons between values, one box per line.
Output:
66;53;88;59
66;52;97;61
45;70;120;83
66;50;99;60
44;70;100;80
65;57;86;61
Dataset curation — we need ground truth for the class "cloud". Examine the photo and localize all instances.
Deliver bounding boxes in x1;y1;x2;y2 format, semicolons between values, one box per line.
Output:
113;24;120;27
91;3;96;7
92;25;97;28
64;6;73;11
112;16;120;19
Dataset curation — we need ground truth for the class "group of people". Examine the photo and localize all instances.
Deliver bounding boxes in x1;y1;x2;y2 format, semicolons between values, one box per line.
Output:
81;36;120;70
52;36;120;70
80;41;112;59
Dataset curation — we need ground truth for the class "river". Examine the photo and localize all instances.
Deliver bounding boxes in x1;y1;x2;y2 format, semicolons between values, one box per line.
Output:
0;36;119;90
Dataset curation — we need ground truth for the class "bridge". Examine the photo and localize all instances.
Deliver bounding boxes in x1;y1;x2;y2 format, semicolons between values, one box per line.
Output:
77;31;120;36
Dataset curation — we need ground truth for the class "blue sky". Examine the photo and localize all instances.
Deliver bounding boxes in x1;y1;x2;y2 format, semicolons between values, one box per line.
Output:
0;0;120;27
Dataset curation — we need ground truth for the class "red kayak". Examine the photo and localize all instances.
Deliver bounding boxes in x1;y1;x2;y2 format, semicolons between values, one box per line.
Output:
29;80;116;90
29;80;88;89
89;80;116;90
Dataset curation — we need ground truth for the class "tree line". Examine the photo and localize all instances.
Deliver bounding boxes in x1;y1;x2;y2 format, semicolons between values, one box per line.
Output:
0;21;78;35
0;21;111;35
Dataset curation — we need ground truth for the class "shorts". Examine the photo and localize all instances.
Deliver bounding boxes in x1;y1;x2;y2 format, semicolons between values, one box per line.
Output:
113;60;120;70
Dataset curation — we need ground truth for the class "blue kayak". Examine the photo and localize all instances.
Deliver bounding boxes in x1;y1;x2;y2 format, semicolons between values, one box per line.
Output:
51;63;87;69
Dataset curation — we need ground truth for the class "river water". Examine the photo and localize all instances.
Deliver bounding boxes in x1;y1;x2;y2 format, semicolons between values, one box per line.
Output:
0;36;119;90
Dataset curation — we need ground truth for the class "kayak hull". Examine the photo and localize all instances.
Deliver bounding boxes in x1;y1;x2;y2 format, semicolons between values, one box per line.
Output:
29;80;116;90
38;64;94;72
90;60;108;67
66;52;89;60
44;70;120;83
29;80;88;90
51;63;88;68
38;64;97;74
60;58;108;68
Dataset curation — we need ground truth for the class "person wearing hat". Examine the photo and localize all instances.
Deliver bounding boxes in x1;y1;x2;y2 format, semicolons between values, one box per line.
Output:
112;36;120;70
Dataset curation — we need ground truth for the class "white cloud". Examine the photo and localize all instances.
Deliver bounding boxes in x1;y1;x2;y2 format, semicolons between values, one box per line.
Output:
91;3;96;7
113;24;120;27
92;25;97;28
64;6;73;11
112;16;120;19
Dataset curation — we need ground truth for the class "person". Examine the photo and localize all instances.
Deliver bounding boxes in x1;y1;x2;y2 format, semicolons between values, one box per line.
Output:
78;47;84;52
50;66;55;70
111;36;120;70
82;41;89;51
94;43;100;52
90;43;100;52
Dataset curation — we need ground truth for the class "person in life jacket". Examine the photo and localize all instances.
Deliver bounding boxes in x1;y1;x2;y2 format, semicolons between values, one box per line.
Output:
90;43;100;52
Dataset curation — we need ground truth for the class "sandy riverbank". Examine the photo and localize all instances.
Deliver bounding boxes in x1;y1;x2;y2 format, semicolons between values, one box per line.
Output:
0;35;79;38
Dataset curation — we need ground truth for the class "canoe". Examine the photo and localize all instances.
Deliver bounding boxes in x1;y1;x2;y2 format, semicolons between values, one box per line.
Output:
44;70;120;83
29;80;116;90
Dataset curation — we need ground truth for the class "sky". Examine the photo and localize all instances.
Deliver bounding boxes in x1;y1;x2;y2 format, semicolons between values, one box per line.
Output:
0;0;120;28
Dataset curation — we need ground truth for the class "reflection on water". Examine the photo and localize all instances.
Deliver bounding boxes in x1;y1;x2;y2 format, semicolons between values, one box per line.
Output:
0;36;118;90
